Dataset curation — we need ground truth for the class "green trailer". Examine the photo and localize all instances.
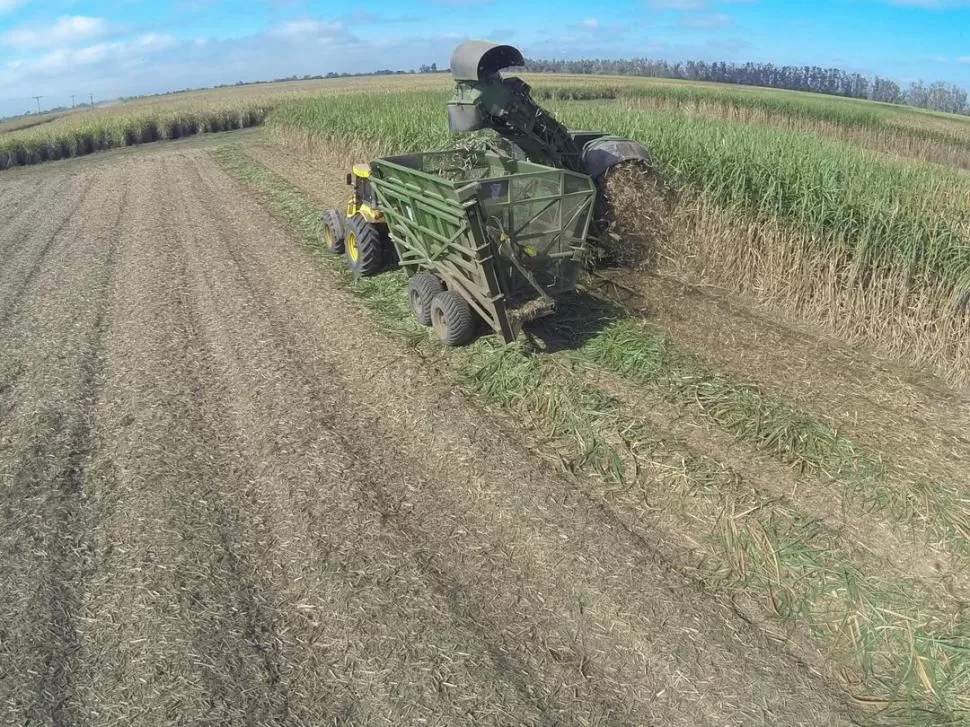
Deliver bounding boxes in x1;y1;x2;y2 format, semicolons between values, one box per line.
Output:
368;149;597;345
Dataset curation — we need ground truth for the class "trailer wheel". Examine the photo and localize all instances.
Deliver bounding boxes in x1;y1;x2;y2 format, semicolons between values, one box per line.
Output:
409;273;444;326
322;209;344;254
430;291;475;346
344;214;382;276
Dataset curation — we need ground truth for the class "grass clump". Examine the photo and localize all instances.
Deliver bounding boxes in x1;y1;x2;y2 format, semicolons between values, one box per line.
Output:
580;317;864;475
573;312;970;562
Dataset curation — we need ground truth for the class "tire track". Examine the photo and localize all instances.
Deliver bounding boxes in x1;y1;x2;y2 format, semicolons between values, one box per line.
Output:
41;181;126;727
71;153;296;726
0;175;46;252
168;151;559;724
158;153;290;724
174;151;539;724
0;176;90;423
178;154;568;721
0;172;95;329
0;163;127;725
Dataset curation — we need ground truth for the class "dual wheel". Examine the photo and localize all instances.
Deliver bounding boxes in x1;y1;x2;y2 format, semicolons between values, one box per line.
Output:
408;273;476;347
322;209;385;277
322;208;476;346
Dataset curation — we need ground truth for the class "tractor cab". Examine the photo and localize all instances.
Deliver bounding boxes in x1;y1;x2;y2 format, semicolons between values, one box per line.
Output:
346;164;383;224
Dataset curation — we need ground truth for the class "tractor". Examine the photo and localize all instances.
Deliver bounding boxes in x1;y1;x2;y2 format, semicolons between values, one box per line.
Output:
321;163;391;277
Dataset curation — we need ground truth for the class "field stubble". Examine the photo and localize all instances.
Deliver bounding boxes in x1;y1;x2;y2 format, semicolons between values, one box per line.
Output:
0;142;864;725
227;137;970;723
2;71;970;723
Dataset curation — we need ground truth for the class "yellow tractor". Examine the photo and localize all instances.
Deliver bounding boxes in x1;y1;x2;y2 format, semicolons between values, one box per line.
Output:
321;163;392;276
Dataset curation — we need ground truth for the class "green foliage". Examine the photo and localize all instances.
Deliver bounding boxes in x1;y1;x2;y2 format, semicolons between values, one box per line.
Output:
626;82;891;127
268;89;970;306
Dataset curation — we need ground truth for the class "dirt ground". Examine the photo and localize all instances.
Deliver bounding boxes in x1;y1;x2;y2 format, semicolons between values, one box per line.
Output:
0;138;856;725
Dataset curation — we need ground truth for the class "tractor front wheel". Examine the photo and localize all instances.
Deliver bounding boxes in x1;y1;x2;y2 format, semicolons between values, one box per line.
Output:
344;214;383;276
322;209;344;254
408;273;444;326
430;291;475;346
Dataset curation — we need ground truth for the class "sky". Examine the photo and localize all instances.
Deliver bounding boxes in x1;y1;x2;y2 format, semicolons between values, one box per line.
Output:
0;0;968;117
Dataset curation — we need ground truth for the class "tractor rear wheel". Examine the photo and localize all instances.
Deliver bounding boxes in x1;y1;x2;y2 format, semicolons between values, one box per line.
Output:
344;214;383;276
409;273;444;326
322;208;344;254
430;291;475;346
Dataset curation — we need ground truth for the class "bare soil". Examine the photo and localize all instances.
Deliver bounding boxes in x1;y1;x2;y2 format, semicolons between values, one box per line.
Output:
0;140;853;725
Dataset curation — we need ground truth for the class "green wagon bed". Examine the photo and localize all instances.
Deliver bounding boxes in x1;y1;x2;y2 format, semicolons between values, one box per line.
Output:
370;149;597;344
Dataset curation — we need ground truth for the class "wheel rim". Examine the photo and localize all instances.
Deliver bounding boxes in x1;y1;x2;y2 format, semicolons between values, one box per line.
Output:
324;226;333;246
346;231;359;262
431;305;447;339
410;288;422;316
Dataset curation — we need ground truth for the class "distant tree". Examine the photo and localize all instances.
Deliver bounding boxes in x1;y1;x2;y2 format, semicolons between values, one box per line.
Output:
871;77;903;104
522;56;969;115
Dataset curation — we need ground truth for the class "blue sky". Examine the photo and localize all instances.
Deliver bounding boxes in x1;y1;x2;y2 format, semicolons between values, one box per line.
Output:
0;0;967;116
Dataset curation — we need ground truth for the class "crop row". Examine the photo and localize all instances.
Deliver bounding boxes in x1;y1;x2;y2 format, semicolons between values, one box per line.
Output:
217;143;970;724
0;107;268;170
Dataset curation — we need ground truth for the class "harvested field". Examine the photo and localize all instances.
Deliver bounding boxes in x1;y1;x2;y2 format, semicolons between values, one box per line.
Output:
227;133;970;723
0;139;865;725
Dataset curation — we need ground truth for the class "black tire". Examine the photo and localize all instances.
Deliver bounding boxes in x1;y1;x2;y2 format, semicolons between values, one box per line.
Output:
344;214;383;276
322;208;344;254
430;291;475;346
409;273;444;326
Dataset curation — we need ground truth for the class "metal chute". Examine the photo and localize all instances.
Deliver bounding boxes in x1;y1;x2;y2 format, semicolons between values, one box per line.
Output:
450;41;524;82
447;40;653;181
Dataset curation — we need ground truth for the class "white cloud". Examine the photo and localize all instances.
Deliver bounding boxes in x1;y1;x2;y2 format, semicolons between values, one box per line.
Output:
681;12;734;28
568;17;628;37
2;16;111;49
269;19;343;38
26;33;176;73
958;56;970;64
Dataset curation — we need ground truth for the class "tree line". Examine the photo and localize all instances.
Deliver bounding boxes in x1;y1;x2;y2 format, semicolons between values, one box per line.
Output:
524;57;970;115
